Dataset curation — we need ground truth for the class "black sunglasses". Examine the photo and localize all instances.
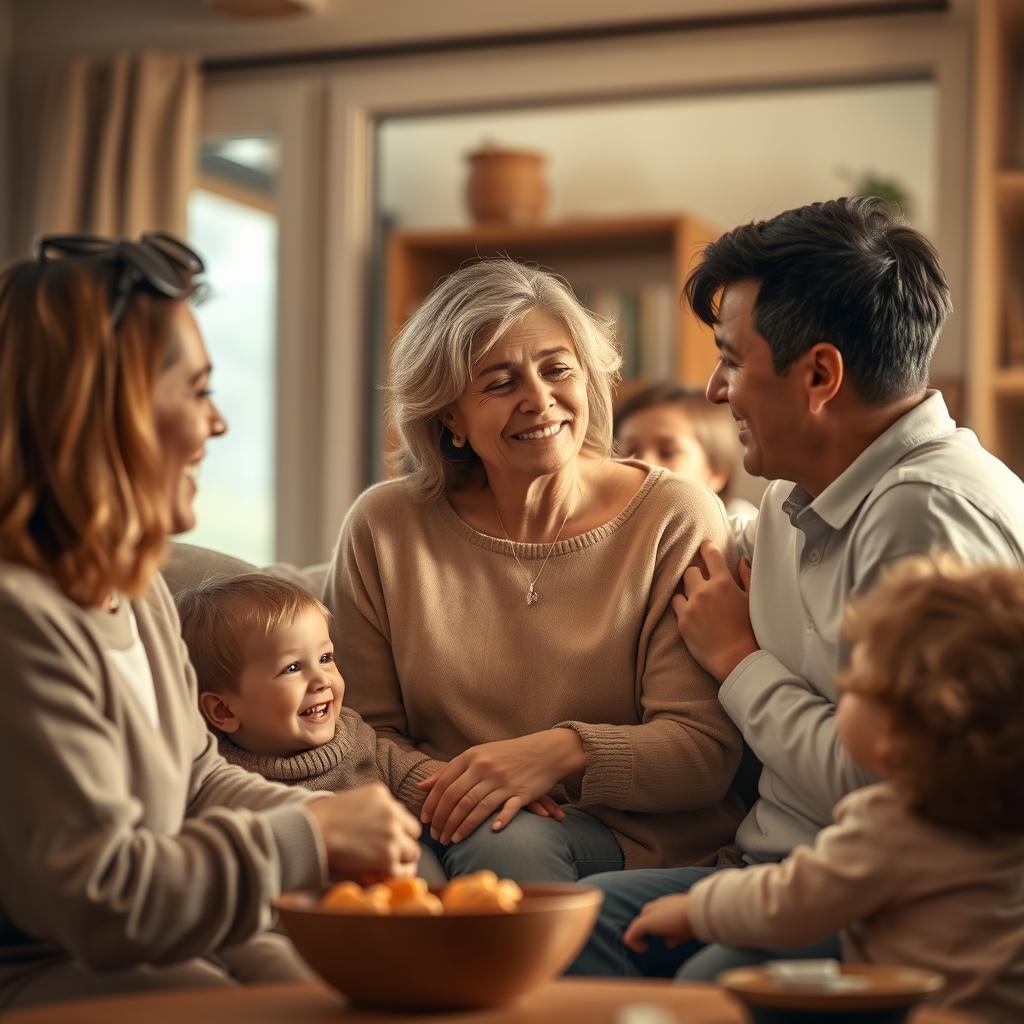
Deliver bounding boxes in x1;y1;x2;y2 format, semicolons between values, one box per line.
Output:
34;232;205;328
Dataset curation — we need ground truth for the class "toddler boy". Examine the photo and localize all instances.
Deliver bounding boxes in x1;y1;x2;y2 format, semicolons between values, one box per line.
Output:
177;574;444;883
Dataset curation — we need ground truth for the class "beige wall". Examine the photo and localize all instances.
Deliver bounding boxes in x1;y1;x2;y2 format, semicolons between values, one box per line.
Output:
380;81;937;236
10;0;952;63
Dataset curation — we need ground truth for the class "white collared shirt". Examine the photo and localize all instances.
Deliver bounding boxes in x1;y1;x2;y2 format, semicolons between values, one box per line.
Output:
725;391;1024;862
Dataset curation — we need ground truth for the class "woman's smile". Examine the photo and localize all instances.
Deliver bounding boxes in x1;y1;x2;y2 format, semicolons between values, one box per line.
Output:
510;420;570;442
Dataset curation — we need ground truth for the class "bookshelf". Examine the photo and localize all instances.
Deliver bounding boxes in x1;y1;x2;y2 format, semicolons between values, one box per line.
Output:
384;214;721;390
969;0;1024;478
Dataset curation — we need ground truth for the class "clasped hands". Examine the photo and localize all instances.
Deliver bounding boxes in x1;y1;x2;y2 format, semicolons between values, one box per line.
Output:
672;541;758;684
417;728;585;845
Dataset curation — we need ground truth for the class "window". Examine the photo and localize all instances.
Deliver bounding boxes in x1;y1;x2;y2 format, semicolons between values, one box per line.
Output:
182;135;279;565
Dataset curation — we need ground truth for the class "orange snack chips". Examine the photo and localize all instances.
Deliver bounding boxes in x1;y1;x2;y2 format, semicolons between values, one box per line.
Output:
384;877;443;915
318;871;522;915
320;881;391;914
441;871;523;914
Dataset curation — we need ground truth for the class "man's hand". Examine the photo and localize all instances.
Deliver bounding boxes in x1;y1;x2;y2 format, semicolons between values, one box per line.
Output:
417;729;583;845
305;783;421;883
672;541;758;684
622;893;694;952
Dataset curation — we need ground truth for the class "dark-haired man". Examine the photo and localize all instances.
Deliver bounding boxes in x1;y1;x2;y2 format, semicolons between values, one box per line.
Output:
570;197;1024;979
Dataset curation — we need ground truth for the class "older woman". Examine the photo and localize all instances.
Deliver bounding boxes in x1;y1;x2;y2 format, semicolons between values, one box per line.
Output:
0;235;419;1010
326;260;744;883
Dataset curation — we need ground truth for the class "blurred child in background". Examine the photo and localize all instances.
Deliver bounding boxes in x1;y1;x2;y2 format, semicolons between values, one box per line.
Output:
614;382;756;524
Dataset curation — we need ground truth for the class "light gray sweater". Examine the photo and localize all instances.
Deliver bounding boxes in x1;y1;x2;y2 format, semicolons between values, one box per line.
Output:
0;561;326;1003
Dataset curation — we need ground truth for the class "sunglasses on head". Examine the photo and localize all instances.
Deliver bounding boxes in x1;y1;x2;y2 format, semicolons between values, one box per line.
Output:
34;232;205;328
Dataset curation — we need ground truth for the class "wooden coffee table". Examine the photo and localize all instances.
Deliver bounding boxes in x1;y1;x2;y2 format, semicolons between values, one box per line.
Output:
3;978;974;1023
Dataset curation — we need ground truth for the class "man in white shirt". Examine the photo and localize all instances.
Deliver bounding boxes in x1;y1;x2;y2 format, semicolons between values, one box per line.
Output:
569;196;1024;979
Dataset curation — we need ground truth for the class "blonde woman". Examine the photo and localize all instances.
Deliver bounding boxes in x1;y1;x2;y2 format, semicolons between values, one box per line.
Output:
326;260;744;883
0;236;420;1010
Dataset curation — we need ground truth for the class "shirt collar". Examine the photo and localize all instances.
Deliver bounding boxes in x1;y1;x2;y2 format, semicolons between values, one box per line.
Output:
782;390;956;532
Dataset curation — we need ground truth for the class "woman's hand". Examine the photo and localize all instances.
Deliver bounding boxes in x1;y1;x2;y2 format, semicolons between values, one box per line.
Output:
622;893;694;953
526;794;565;820
305;783;422;884
417;729;584;844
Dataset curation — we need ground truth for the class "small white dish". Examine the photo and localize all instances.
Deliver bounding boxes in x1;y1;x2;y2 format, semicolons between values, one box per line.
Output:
765;959;871;991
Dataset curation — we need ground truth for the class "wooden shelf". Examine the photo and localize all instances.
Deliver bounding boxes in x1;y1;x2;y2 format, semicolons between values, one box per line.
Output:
969;0;1024;478
391;216;683;253
997;171;1024;222
385;213;721;389
994;366;1024;396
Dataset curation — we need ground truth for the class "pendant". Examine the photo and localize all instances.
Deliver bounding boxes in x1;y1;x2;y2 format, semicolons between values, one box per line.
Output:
526;584;539;607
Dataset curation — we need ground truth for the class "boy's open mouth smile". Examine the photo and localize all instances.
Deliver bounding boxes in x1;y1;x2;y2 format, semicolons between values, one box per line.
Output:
299;701;331;721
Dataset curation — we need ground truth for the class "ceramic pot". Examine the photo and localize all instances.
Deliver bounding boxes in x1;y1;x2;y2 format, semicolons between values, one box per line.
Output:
466;145;547;224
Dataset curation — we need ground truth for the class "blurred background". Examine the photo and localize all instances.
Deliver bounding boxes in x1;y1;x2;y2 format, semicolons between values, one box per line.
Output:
0;0;1016;566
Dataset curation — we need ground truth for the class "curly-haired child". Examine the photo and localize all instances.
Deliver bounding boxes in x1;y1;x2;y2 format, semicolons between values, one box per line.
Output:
623;554;1024;1022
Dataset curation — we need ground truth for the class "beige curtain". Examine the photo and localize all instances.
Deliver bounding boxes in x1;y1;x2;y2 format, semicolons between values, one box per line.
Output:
32;51;199;240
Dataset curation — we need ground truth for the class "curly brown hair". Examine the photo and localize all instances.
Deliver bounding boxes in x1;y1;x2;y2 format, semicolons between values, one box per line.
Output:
838;554;1024;838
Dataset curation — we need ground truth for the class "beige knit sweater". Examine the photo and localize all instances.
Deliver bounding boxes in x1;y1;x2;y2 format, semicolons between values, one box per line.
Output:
325;465;744;869
0;561;325;1003
218;707;427;809
688;783;1024;1023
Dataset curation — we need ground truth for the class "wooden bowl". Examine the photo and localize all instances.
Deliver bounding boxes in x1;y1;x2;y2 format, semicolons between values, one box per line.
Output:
719;963;945;1024
273;883;602;1011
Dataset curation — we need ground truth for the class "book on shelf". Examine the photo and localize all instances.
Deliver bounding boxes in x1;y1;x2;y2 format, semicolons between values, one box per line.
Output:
638;282;678;380
585;282;679;381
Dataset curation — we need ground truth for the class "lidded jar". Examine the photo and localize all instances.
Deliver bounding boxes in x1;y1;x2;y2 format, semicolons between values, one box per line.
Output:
466;144;547;224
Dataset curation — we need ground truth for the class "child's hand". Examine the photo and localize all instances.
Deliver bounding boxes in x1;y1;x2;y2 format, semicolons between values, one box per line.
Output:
622;893;693;953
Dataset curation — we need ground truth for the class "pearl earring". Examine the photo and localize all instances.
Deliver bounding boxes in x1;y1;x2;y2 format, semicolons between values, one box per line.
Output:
451;431;466;449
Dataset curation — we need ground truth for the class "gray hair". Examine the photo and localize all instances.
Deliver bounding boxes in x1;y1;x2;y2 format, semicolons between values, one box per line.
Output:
387;259;622;500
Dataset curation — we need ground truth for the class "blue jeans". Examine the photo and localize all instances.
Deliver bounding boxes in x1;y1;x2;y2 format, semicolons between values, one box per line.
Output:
566;865;840;980
426;808;624;883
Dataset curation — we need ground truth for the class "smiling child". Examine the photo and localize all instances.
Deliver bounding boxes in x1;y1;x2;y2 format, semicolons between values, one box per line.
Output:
177;574;428;797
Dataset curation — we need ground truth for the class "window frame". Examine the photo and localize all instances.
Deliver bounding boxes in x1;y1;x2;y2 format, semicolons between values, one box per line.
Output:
199;77;326;565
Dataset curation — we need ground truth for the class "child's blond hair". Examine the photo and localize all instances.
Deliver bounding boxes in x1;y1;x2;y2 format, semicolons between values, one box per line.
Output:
176;573;329;695
839;554;1024;838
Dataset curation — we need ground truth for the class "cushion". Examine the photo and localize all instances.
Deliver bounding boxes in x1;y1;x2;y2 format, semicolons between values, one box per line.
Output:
162;542;329;600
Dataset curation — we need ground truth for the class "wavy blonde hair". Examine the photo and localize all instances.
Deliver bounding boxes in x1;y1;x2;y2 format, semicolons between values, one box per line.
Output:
839;553;1024;837
387;259;622;500
0;257;190;606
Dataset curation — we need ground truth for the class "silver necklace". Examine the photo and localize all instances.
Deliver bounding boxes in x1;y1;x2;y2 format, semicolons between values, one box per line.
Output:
493;494;574;607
